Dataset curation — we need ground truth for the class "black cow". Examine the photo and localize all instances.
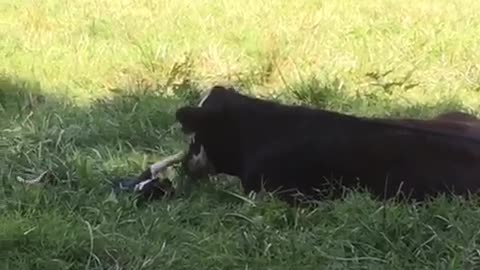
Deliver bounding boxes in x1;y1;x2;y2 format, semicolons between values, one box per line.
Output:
140;86;480;204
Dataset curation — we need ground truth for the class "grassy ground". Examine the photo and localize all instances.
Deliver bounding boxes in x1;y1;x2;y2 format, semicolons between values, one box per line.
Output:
2;0;480;269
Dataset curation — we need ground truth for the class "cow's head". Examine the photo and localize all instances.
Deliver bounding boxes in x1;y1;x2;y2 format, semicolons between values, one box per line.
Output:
175;86;240;179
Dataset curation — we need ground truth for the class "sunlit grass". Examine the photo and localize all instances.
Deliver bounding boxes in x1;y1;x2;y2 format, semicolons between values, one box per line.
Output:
2;0;480;105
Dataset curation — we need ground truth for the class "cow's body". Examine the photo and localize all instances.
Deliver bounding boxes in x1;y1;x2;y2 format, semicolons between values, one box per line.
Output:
143;86;480;204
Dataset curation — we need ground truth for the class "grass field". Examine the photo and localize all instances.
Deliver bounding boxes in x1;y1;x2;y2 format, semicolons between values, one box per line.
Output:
3;0;480;269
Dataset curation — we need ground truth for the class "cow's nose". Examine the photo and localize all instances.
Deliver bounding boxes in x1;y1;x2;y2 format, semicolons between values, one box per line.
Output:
181;155;206;178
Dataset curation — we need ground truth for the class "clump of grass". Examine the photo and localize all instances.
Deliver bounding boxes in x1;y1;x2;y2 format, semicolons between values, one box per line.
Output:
285;73;475;119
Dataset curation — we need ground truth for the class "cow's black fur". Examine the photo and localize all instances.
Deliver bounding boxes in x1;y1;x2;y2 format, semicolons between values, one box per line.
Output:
175;86;480;204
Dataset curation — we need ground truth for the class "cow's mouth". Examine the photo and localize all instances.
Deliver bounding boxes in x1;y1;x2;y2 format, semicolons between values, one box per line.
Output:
182;147;215;179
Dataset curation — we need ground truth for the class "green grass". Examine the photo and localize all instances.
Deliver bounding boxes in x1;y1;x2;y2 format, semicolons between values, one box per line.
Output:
2;0;480;269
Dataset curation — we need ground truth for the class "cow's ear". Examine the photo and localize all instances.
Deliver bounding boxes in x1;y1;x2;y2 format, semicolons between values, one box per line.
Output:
175;106;214;134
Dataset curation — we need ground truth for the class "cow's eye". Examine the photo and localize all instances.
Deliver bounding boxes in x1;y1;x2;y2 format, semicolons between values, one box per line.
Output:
190;137;202;154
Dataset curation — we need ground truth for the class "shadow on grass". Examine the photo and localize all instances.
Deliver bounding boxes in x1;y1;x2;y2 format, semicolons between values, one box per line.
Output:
2;73;480;269
1;76;205;212
0;74;212;268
